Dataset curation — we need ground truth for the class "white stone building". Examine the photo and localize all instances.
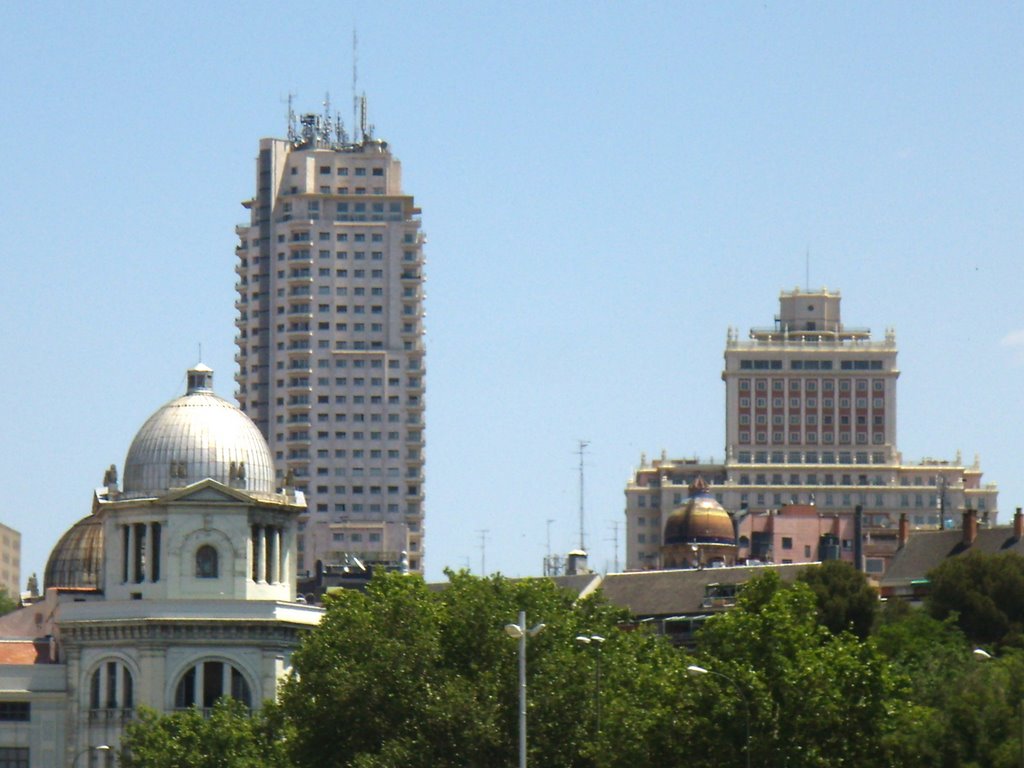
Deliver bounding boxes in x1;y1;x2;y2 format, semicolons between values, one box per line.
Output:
0;365;321;767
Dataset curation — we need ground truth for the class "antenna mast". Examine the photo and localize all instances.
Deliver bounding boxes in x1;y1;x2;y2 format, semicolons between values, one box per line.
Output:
476;529;489;575
805;246;810;290
577;439;590;550
352;28;359;142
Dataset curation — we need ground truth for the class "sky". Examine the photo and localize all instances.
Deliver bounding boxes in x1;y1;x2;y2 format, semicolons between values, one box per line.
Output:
1;2;1021;586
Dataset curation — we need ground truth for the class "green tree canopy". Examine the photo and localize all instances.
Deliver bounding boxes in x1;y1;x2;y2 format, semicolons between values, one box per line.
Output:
119;698;286;768
926;551;1024;647
693;571;893;768
279;570;697;768
796;559;878;638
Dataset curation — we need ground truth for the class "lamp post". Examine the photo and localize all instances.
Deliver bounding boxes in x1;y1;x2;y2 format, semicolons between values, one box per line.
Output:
973;648;1022;768
576;634;605;736
73;745;111;768
505;610;545;768
687;664;750;768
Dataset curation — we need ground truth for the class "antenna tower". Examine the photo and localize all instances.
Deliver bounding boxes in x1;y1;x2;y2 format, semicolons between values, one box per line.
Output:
577;439;590;550
476;529;489;575
352;28;359;142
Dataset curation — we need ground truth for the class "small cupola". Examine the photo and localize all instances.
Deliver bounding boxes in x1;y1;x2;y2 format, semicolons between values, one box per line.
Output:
187;363;214;394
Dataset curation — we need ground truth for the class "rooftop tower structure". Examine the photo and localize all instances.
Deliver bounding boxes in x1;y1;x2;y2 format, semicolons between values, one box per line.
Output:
234;100;426;574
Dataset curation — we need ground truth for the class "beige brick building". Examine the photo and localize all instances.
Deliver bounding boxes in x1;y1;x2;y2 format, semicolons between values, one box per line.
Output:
625;288;998;575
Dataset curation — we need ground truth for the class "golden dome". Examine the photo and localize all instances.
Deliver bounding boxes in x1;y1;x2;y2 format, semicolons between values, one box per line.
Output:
663;477;735;546
45;515;103;591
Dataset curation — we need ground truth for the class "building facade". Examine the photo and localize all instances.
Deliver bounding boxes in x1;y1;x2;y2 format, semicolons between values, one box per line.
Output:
234;103;426;574
0;524;20;598
0;365;321;767
625;288;998;574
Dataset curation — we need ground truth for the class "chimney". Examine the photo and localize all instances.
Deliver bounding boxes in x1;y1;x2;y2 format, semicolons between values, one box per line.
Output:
898;513;909;550
962;509;978;546
1015;507;1023;540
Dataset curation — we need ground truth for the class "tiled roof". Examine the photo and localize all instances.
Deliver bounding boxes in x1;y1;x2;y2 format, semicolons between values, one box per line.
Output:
0;640;52;664
881;527;1024;586
599;563;815;617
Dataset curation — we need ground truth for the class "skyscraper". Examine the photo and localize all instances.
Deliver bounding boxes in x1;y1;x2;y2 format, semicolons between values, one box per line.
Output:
625;287;998;573
234;102;425;574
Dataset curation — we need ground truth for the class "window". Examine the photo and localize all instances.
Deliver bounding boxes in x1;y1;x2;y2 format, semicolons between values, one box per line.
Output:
174;660;252;710
781;537;793;550
0;748;28;768
0;702;29;722
89;660;133;714
195;546;219;578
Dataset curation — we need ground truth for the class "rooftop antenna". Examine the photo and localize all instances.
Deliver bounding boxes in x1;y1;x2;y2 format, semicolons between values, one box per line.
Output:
476;528;489;575
545;518;554;560
805;246;810;291
197;342;202;364
286;92;298;143
577;439;590;550
321;91;332;144
352;28;359;142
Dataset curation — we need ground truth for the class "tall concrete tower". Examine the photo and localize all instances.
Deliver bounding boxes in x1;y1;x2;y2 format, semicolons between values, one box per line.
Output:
234;103;426;574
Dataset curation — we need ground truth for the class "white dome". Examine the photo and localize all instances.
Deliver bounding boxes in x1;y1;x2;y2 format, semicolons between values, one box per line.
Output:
122;365;276;499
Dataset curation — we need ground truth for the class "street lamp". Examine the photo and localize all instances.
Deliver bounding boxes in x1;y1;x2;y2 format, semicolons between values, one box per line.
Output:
576;634;605;736
973;648;1021;768
505;610;545;768
74;745;111;768
687;664;751;768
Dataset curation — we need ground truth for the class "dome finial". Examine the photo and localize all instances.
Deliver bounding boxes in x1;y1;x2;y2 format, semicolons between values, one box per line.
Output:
187;363;214;394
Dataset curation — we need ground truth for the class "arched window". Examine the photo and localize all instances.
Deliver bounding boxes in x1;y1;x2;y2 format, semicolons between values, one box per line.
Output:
89;660;134;719
195;545;219;578
174;661;252;711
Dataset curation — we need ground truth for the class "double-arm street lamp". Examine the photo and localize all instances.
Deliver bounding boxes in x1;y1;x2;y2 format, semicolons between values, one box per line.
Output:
505;611;545;768
576;634;606;735
687;664;751;768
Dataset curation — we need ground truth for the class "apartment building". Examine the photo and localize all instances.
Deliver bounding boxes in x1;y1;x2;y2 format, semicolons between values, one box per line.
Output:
234;103;425;573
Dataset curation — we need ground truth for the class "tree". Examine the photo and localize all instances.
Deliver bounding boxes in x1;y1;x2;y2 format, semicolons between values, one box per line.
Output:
0;588;18;618
797;560;878;638
926;551;1024;647
278;570;699;768
119;698;287;768
693;571;893;768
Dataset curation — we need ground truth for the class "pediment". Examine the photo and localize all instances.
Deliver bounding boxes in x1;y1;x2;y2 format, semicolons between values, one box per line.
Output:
161;479;252;504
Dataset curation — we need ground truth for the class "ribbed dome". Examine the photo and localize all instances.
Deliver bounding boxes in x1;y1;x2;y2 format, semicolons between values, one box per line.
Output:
664;477;735;546
122;365;276;499
45;515;103;590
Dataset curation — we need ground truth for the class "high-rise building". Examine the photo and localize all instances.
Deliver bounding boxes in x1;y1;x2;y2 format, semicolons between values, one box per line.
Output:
625;287;998;574
234;103;426;574
0;522;20;597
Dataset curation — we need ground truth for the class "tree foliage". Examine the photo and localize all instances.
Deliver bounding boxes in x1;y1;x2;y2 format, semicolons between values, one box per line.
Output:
926;551;1024;647
119;566;1024;768
279;570;690;768
694;572;892;768
797;560;879;638
119;698;287;768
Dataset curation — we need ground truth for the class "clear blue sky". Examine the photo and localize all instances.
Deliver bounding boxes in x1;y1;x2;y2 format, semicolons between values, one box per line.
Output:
1;2;1021;586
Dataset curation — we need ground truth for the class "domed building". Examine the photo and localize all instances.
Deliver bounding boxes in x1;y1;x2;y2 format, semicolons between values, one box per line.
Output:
661;477;738;569
0;366;322;766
